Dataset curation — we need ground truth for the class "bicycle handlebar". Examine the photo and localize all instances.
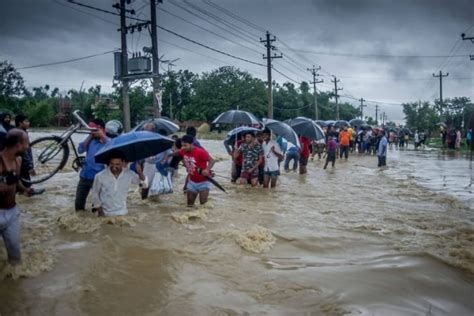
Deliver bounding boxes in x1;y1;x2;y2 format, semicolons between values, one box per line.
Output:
72;110;97;131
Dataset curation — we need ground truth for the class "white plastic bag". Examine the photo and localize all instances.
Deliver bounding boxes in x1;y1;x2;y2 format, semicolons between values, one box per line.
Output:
149;171;173;196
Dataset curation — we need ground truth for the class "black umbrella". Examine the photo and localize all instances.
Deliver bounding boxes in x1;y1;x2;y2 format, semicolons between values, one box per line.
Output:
263;118;300;147
225;126;261;144
314;120;328;127
334;120;350;128
349;119;366;127
212;110;260;126
288;117;325;141
133;118;180;136
95;131;174;164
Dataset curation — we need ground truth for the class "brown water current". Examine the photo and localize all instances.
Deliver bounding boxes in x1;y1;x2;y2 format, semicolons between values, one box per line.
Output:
0;137;473;315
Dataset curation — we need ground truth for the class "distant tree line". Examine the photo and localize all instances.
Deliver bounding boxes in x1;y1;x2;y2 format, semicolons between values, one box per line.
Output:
1;60;471;131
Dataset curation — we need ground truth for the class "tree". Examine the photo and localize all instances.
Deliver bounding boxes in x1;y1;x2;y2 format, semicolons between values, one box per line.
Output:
0;61;26;112
184;66;266;121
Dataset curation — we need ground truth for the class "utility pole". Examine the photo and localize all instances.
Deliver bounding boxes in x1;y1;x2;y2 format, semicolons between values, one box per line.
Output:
359;98;366;119
331;76;343;120
307;65;323;120
375;104;379;125
119;0;131;131
461;33;474;60
150;0;161;118
260;31;282;119
432;70;449;107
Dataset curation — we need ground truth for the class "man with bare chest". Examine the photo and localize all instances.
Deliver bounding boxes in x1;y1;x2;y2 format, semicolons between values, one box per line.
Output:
0;129;33;265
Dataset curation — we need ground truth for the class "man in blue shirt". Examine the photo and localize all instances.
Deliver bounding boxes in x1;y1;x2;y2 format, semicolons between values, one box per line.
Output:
75;119;109;211
377;130;388;168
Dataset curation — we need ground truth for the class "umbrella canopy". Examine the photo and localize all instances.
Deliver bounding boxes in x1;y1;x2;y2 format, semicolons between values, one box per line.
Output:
334;120;350;128
212;110;260;126
362;125;373;131
349;118;366;127
263;118;300;148
132;118;179;136
436;122;447;128
288;117;325;141
225;126;261;143
95;131;174;164
400;127;413;135
314;120;328;127
325;120;336;126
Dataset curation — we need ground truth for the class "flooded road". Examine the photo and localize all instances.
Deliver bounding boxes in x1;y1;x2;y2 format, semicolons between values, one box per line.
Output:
0;134;473;315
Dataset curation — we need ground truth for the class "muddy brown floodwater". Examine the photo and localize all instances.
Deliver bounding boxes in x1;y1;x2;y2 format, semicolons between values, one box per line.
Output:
0;134;473;315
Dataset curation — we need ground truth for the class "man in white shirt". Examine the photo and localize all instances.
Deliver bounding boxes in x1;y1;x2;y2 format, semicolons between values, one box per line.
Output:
261;129;283;188
92;151;148;217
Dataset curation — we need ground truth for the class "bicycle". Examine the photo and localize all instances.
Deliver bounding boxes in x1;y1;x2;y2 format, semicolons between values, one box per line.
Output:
24;110;96;184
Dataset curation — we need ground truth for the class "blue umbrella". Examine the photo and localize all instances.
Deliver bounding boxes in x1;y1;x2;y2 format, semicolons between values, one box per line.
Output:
94;131;174;164
325;120;336;126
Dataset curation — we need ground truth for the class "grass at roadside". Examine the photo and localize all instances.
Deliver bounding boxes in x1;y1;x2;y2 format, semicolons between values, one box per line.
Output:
426;137;473;153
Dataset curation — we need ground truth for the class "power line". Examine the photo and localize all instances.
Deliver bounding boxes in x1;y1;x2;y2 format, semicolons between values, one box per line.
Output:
201;0;266;33
17;50;118;70
159;6;261;55
62;0;266;68
285;48;470;59
272;67;300;84
159;38;267;78
166;0;262;51
182;0;261;39
157;25;265;67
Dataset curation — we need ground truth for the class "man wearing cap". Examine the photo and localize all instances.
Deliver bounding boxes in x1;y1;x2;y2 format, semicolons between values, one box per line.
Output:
75;119;109;211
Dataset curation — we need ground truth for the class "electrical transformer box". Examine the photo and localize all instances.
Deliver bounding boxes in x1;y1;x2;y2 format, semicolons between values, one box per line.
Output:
128;57;151;74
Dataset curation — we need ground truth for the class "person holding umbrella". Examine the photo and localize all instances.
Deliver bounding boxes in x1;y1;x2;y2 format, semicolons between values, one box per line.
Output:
262;129;283;188
92;151;148;217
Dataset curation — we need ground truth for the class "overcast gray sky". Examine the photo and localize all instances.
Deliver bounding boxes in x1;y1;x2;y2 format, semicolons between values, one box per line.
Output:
1;0;473;122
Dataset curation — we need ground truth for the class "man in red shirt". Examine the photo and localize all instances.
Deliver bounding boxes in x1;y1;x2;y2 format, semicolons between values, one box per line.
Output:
177;135;214;206
299;135;311;174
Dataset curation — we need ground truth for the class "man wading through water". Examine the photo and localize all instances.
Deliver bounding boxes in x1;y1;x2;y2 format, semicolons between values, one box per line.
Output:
234;132;263;187
262;129;283;188
0;129;34;265
170;135;214;206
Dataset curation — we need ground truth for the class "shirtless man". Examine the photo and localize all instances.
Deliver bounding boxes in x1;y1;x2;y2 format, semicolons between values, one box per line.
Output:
0;129;33;265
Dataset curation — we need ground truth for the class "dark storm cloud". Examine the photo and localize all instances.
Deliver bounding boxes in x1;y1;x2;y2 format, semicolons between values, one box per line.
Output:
1;0;473;122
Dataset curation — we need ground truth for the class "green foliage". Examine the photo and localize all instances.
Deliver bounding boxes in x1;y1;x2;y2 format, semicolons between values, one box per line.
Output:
25;99;55;127
182;66;267;121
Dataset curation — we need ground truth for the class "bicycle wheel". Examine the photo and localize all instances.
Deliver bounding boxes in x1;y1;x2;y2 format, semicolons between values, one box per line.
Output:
25;136;70;184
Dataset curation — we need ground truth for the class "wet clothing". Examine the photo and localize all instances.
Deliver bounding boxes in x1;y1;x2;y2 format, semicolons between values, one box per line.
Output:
377;136;388;167
0;153;22;263
75;137;109;211
262;140;282;173
0;155;20;209
92;167;147;216
339;130;350;147
179;147;210;183
0;206;21;263
19;129;34;187
324;139;337;169
239;143;263;172
186;180;210;193
78;138;109;180
299;136;311;159
284;145;299;171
